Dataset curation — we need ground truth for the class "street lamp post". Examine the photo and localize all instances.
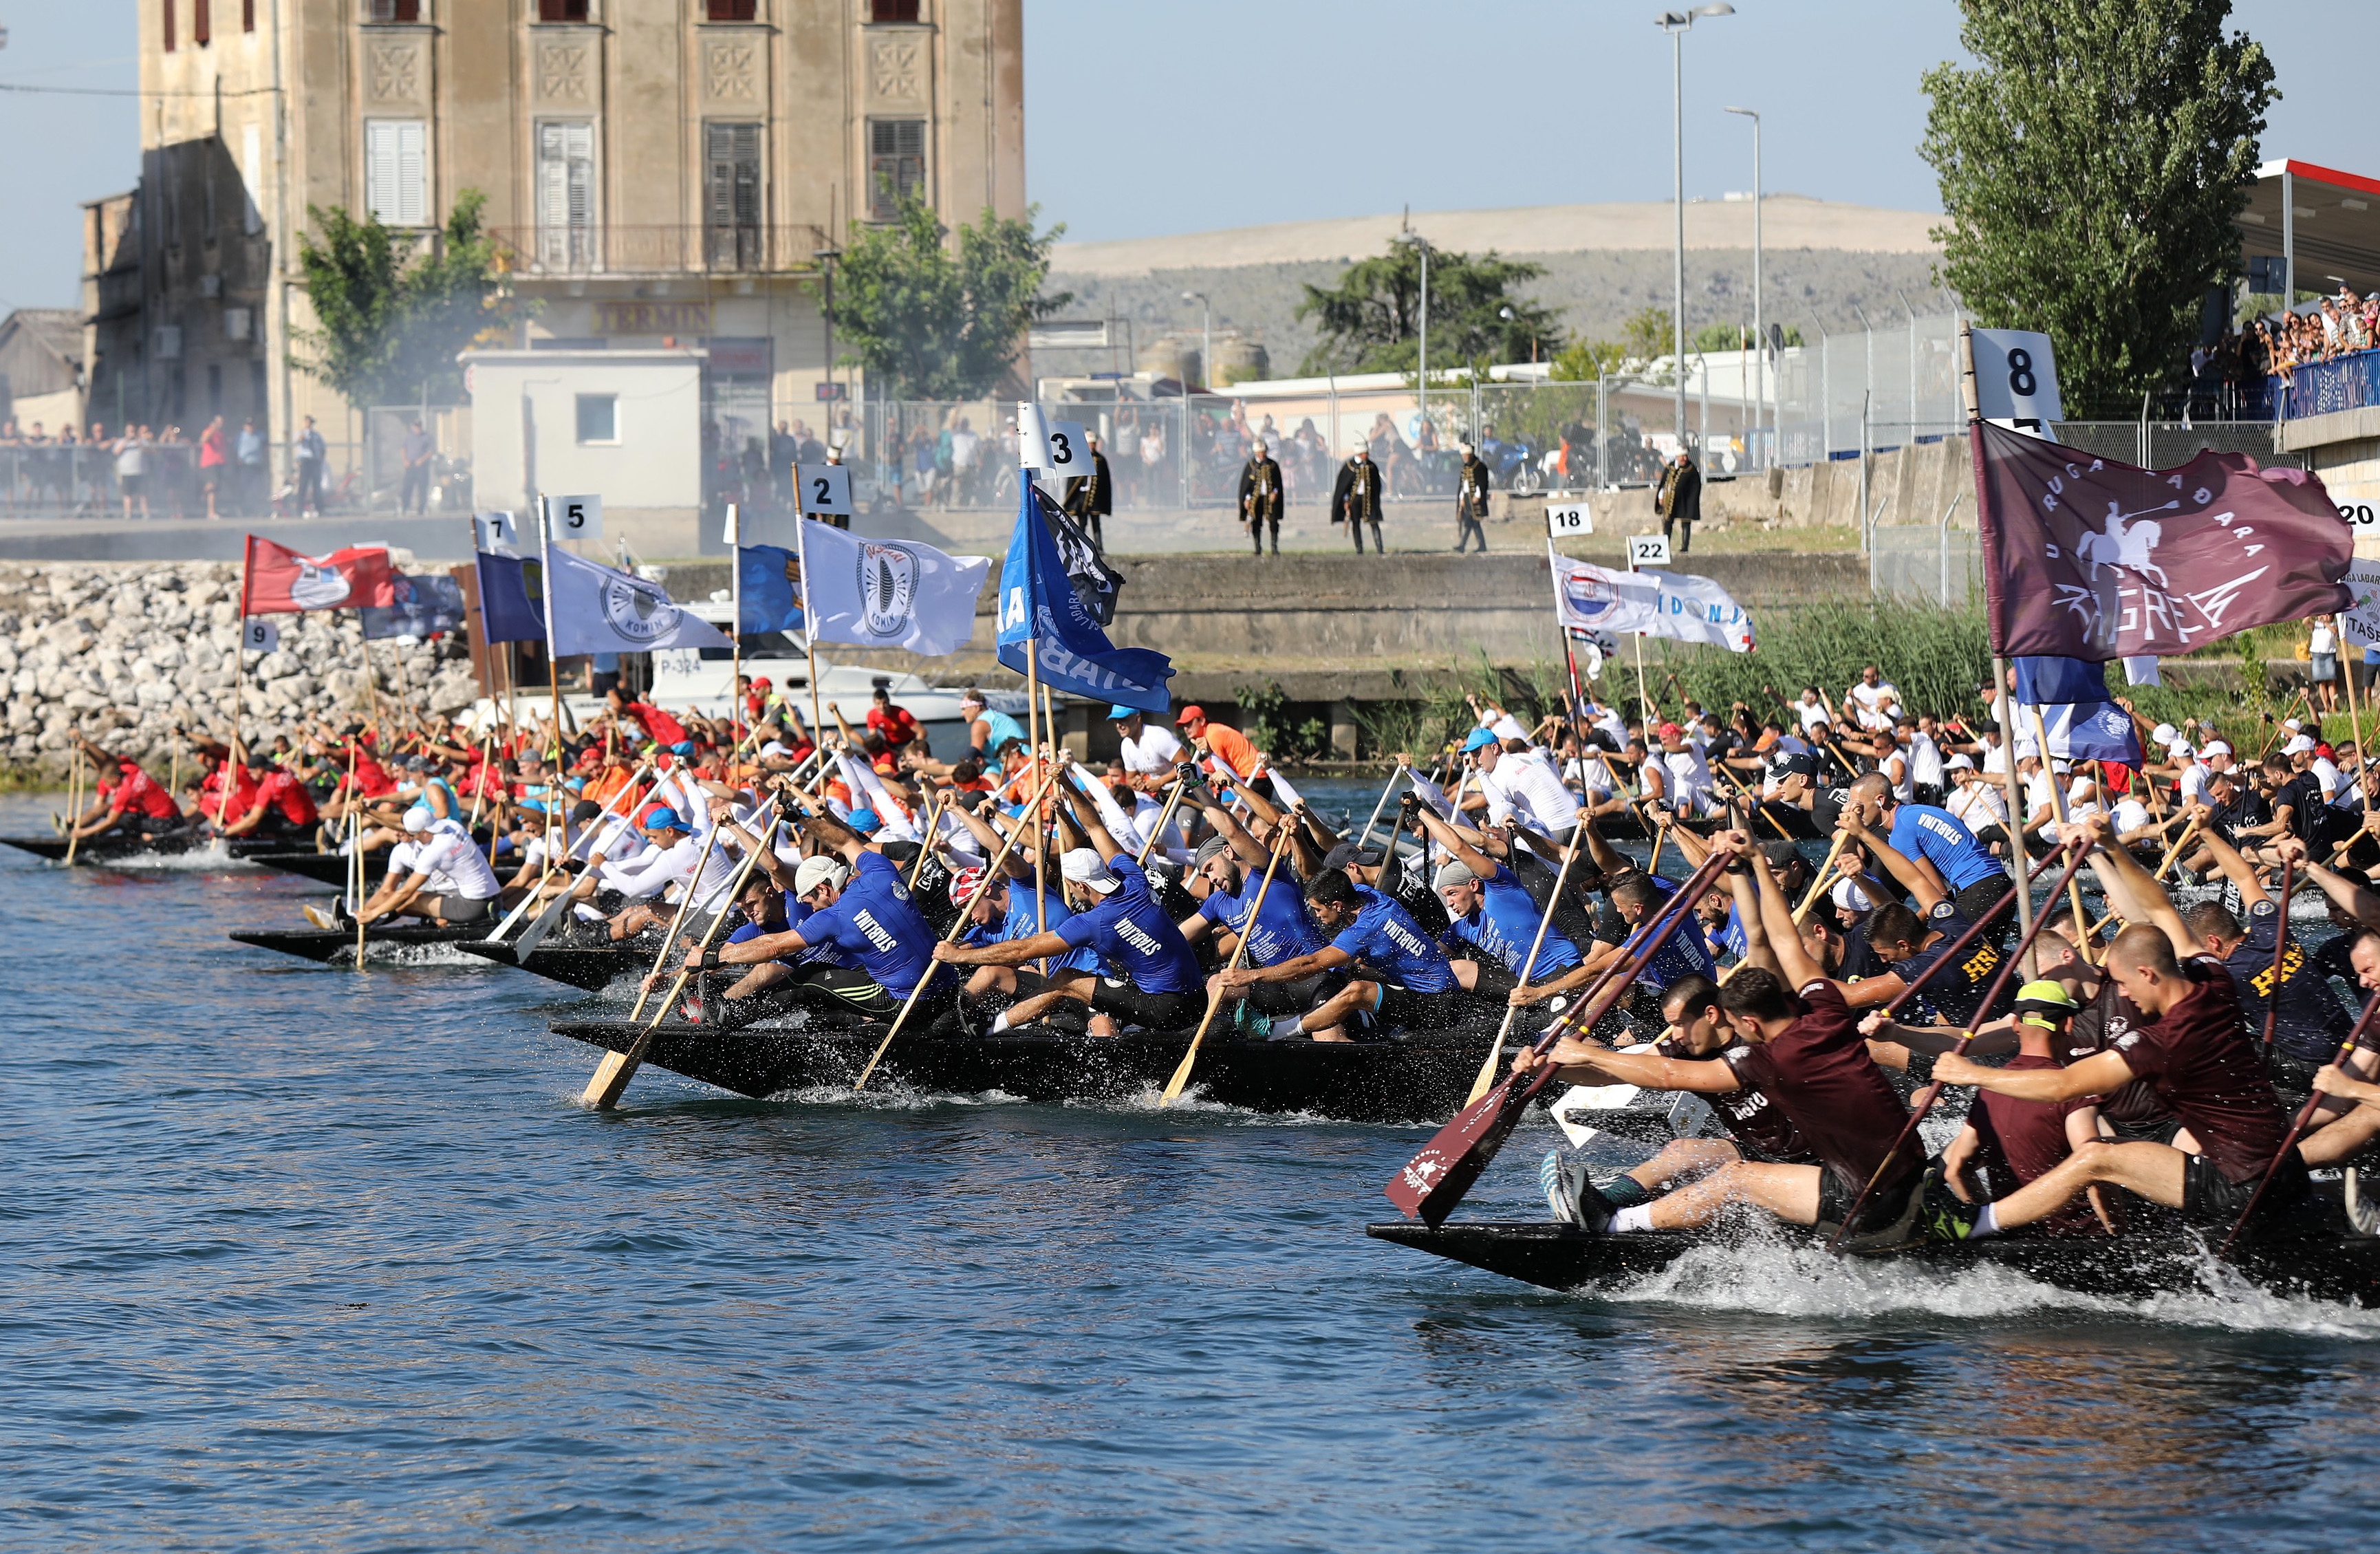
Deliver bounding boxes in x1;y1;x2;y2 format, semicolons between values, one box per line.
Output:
1396;233;1432;451
1180;290;1211;394
1723;105;1760;468
1656;4;1734;457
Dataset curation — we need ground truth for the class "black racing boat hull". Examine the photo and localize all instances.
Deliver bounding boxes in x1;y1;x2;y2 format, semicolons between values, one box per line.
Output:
459;938;648;992
228;925;489;965
244;850;357;887
550;1017;1500;1123
1366;1217;2380;1306
3;832;281;865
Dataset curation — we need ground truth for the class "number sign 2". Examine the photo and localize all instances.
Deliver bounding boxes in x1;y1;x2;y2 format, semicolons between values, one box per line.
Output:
545;493;603;541
797;464;853;517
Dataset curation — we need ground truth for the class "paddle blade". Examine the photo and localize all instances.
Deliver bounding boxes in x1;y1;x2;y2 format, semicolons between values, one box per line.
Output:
511;887;576;960
1464;1031;1505;1108
1159;1031;1204;1107
1385;1077;1529;1227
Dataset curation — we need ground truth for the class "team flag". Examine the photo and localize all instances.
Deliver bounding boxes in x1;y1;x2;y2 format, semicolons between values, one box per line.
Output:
737;543;805;634
241;536;395;615
796;521;991;657
362;571;467;640
1973;419;2353;660
996;482;1173;713
543;546;730;656
473;550;546;645
1548;544;1754;652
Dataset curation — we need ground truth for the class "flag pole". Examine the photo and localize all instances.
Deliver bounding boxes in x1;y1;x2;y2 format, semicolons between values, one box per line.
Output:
1965;320;2035;967
230;537;251;783
1028;636;1048;954
794;488;822;741
538;495;570;859
726;501;743;740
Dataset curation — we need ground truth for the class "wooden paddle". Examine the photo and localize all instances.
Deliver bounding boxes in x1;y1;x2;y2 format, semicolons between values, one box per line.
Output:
1159;824;1292;1106
1384;849;1733;1227
907;789;945;887
623;820;726;1023
1352;762;1408;852
1794;830;1852;924
1826;837;2097;1253
1463;812;1592;1105
583;812;781;1110
852;759;1070;1092
2259;856;2296;1060
1133;777;1190;867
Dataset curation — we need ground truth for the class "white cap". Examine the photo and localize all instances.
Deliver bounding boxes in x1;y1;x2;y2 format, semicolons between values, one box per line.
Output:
1830;878;1872;912
402;803;435;832
2285;717;2304;731
2284;734;2317;755
793;856;850;897
1945;754;1974;771
1060;847;1121;894
2151;723;2179;746
2202;740;2232;759
2167;740;2194;759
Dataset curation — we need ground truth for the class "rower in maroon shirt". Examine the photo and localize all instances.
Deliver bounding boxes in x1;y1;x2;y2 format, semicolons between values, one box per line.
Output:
1526;830;1930;1243
1924;980;2114;1236
1929;812;2306;1241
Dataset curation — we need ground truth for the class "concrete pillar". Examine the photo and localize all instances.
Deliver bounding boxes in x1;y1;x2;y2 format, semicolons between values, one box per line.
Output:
1329;699;1359;759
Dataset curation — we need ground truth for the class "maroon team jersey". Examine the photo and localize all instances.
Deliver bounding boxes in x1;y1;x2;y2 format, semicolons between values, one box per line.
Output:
2107;956;2291;1185
1968;1053;2102;1235
1724;980;1917;1191
1658;1033;1814;1163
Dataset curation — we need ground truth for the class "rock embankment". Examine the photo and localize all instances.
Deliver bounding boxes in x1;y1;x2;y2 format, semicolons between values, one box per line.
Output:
0;562;482;779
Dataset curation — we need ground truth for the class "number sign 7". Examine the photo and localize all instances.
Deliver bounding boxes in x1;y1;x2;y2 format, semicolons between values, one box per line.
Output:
797;464;853;517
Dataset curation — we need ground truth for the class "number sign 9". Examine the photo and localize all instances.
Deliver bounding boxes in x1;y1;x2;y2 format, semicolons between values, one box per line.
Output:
797;464;854;517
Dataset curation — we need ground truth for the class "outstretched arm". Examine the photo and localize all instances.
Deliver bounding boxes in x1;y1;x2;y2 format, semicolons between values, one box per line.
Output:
1411;801;1501;881
1750;843;1824;989
1850;818;1945;911
2279;833;2380;930
2079;814;2189;958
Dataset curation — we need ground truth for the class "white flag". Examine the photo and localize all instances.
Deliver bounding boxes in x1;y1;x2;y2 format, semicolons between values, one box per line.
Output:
797;521;991;657
1548;544;1754;653
544;546;731;656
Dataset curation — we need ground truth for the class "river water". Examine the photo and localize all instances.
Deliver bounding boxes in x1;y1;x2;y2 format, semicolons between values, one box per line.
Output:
10;786;2380;1551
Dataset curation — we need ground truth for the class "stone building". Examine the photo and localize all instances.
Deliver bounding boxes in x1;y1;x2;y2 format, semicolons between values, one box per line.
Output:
102;0;1026;486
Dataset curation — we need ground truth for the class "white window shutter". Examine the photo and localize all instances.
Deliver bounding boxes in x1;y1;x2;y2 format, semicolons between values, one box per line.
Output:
396;120;428;227
365;121;397;224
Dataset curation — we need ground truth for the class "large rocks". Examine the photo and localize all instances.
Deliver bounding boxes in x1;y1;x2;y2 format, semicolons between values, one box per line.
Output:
0;561;473;781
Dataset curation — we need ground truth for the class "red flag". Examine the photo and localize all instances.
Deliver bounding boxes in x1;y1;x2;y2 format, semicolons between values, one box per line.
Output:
1973;420;2352;660
241;535;397;615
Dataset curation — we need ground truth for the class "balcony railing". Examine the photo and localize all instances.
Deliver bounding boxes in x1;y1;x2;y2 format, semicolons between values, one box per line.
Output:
486;224;830;277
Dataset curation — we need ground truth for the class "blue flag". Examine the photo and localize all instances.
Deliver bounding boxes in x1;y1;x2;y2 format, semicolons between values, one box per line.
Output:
473;550;545;644
995;482;1173;713
2015;700;2145;766
2013;656;2110;705
737;543;805;634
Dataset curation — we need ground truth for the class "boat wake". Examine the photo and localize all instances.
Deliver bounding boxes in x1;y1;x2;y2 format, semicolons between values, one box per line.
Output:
77;844;250;873
1591;1230;2380;1338
331;943;488;969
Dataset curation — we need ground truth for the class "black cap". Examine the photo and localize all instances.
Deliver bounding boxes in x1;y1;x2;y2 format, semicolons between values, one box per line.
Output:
1322;841;1383;871
570;799;602;823
1760;839;1804;870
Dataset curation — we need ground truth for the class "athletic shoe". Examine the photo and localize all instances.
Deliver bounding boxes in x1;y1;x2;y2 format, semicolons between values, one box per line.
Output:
301;905;336;931
1539;1149;1616;1231
1914;1170;1981;1243
2347;1167;2380;1238
1267;1014;1308;1041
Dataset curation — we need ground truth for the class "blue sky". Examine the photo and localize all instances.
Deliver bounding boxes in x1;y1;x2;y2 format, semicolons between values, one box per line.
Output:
0;1;2368;309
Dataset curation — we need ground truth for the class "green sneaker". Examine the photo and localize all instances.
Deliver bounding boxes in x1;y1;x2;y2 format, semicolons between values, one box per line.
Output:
1916;1174;1982;1242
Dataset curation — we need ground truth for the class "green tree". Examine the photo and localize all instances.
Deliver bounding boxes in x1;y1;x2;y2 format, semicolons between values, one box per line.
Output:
1295;241;1564;376
1549;339;1627;382
293;190;511;408
834;194;1071;399
1920;0;2275;416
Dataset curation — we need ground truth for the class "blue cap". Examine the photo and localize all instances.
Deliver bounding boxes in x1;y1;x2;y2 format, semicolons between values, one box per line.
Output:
1462;727;1498;753
643;806;685;832
1107;704;1140;721
669;740;696;757
846;807;882;834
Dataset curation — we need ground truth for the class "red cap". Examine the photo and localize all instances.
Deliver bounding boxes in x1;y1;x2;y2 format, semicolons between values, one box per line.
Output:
753;676;772;690
1656;722;1685;741
1176;705;1205;726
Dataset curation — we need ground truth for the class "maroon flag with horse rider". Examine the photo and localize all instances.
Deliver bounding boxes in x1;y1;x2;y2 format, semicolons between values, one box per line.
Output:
1971;418;2353;661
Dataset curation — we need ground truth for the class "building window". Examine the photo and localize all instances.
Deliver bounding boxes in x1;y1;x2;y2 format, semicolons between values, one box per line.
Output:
706;0;757;18
537;121;596;269
576;394;618;444
245;0;257;31
537;0;589;21
704;122;762;268
868;120;926;219
194;0;211;45
870;0;920;21
365;0;422;19
163;0;175;51
365;119;429;226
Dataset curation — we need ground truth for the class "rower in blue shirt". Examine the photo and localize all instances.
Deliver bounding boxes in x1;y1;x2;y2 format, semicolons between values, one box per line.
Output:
938;792;1104;1026
1221;867;1465;1039
936;759;1207;1035
1176;784;1336;1019
1407;797;1582;1000
1846;770;2012;925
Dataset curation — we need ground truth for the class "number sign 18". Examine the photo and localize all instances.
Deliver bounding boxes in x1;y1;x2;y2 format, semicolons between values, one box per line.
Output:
1546;501;1592;537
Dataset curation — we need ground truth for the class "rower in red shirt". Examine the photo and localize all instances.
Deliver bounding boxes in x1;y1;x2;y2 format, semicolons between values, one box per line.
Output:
1929;812;2305;1242
1526;831;1932;1244
219;756;322;841
65;738;185;841
866;685;921;751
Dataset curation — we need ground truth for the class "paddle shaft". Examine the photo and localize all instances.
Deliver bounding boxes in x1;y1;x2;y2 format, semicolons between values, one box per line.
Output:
1826;839;2096;1253
1159;825;1292;1105
1794;830;1852;924
2219;989;2380;1255
1133;777;1189;867
1464;812;1592;1105
2261;856;2295;1059
624;820;726;1023
852;760;1071;1092
1352;764;1407;853
490;762;653;942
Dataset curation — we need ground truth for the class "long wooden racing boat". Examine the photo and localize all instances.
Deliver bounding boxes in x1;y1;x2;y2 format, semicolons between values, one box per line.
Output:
549;1015;1502;1123
228;923;489;965
244;850;358;887
1366;1211;2380;1307
2;832;283;865
459;937;648;991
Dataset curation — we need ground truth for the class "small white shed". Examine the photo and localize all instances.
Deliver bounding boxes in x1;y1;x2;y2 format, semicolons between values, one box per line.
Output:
463;347;708;556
